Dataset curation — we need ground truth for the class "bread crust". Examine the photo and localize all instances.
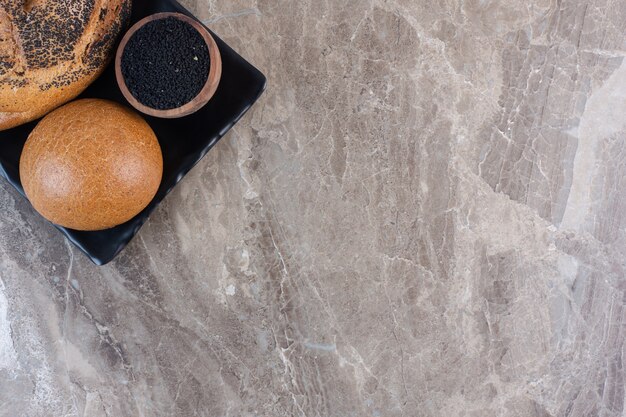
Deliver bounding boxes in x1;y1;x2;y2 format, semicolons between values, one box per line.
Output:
20;99;163;231
0;0;131;131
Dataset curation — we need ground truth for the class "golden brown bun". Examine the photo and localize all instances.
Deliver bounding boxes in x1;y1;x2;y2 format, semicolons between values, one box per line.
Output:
0;0;132;131
20;99;163;231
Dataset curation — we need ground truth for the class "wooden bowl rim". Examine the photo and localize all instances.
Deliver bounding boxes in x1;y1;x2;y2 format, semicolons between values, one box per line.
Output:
115;12;222;119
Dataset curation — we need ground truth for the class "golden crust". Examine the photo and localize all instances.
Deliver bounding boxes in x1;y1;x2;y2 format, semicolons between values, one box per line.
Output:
20;99;163;231
0;0;132;131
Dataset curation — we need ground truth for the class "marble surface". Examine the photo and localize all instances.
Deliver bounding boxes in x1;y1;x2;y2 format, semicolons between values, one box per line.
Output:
1;0;625;415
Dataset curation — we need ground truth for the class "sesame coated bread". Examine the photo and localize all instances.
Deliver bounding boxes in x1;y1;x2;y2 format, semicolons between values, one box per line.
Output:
20;99;163;231
0;0;132;131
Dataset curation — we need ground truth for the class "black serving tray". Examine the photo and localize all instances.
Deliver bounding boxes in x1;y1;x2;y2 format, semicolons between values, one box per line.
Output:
0;0;266;265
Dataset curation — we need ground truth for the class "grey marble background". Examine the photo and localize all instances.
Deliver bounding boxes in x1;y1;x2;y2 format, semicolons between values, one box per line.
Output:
1;0;625;416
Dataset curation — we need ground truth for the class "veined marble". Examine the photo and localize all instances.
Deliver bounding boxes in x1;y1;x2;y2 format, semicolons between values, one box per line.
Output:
0;0;624;416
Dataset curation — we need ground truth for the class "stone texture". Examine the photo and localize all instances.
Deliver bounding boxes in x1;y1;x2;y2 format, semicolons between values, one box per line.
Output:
1;0;625;416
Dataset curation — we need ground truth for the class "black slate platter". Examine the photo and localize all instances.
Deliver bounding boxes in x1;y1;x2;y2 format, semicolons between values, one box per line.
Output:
0;0;266;265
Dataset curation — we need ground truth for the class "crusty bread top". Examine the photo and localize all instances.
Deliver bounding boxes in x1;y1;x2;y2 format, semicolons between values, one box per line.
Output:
0;0;131;129
19;99;163;231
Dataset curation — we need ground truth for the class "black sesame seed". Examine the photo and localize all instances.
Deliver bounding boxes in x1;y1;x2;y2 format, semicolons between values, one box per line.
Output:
0;0;131;88
120;17;210;110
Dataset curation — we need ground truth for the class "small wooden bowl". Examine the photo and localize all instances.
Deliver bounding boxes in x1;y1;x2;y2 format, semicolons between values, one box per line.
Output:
115;12;222;118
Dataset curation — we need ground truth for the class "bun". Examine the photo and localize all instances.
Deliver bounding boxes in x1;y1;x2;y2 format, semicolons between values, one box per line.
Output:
0;0;132;131
20;99;162;231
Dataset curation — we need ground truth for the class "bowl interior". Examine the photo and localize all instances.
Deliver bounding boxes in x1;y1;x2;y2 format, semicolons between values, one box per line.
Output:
115;12;222;118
